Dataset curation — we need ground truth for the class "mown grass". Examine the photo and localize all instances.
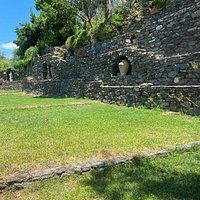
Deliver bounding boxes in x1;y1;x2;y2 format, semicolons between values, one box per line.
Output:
1;146;200;200
0;90;91;109
0;91;199;178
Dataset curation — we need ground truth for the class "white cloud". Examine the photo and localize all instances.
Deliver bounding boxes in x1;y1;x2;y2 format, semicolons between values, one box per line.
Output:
0;42;18;50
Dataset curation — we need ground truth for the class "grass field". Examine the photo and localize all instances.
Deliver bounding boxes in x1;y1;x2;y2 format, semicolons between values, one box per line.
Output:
0;90;92;109
0;90;199;180
1;146;200;200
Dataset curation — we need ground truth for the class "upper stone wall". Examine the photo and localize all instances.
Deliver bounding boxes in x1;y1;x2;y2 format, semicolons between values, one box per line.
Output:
31;0;200;86
136;0;200;56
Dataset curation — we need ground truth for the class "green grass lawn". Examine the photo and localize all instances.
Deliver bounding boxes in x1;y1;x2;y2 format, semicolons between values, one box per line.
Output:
0;90;92;109
1;146;200;200
0;90;199;179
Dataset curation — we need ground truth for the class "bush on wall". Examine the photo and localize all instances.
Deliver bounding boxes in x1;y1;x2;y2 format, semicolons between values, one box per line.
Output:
65;9;126;51
153;0;171;8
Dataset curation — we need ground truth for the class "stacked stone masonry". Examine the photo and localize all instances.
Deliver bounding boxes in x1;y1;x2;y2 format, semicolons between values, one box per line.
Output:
0;81;22;91
24;0;200;114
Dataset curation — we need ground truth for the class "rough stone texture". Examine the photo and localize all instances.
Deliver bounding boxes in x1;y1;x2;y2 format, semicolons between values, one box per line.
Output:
0;81;22;90
99;85;200;114
23;0;200;113
23;80;200;114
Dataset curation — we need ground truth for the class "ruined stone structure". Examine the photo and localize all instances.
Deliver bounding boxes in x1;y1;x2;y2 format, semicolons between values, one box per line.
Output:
23;0;200;114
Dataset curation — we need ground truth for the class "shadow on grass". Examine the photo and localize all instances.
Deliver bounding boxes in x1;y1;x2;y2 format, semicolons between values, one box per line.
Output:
83;155;200;200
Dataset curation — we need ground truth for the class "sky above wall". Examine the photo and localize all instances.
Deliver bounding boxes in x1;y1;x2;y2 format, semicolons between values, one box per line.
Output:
0;0;36;58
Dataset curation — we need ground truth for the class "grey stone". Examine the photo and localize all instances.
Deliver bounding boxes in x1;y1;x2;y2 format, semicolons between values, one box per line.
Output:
91;162;105;169
74;166;82;174
189;107;200;116
156;149;167;156
192;10;200;18
60;172;71;178
81;164;92;172
6;177;24;185
13;183;24;190
168;71;178;78
55;166;69;176
0;183;6;190
31;169;55;181
187;27;197;32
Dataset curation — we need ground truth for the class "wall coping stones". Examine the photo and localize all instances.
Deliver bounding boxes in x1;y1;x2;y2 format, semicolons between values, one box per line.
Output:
101;85;200;89
1;141;200;193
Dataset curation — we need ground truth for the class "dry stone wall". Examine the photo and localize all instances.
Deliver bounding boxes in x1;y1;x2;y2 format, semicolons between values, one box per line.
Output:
24;0;200;113
0;81;22;90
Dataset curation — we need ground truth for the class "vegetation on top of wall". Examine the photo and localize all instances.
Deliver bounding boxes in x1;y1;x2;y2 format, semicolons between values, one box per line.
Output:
152;0;171;8
0;59;11;72
13;0;174;71
93;10;126;41
65;9;126;51
12;46;38;74
66;30;89;51
0;51;12;72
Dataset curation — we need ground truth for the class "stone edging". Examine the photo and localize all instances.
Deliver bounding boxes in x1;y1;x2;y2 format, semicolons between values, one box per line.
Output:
0;141;200;192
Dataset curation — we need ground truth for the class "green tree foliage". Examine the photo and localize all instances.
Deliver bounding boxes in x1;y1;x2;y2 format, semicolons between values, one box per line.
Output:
0;51;11;72
0;59;10;72
153;0;171;8
12;46;38;73
36;0;77;49
14;0;77;57
15;0;163;72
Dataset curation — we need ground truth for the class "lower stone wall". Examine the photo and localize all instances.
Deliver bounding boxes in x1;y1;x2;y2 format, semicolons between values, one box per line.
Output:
23;79;101;97
99;85;200;115
0;81;22;90
23;80;200;115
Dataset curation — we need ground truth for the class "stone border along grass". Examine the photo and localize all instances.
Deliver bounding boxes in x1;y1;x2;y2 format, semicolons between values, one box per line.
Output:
0;102;95;111
0;141;199;193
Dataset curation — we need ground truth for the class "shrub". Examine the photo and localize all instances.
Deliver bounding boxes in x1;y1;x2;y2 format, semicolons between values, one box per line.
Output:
93;10;126;41
0;59;11;72
153;0;171;8
65;9;126;50
65;30;89;51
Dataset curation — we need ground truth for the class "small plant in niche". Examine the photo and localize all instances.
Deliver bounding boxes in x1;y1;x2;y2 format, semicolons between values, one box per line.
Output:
190;62;200;69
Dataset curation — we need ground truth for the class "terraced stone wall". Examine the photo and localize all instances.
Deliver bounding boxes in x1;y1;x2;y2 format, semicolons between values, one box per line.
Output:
24;0;200;113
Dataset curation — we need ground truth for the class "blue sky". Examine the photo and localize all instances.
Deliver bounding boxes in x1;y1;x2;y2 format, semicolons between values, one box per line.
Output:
0;0;36;58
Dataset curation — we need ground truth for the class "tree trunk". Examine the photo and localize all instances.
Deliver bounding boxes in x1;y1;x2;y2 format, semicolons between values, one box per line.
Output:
105;0;112;19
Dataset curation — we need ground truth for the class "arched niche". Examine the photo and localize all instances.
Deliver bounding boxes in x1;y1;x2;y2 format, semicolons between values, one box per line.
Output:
111;55;132;77
48;64;53;79
42;63;48;80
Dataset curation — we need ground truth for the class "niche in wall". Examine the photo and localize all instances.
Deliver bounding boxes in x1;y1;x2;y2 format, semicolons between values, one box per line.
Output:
48;64;53;79
42;63;48;80
42;63;53;80
111;55;132;77
130;35;136;43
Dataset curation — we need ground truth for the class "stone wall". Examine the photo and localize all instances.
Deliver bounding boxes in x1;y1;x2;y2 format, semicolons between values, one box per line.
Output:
0;81;22;90
23;80;200;115
30;0;200;85
24;0;200;113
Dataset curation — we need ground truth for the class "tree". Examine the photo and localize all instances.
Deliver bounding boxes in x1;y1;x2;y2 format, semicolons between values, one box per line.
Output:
0;51;6;60
105;0;113;19
0;59;10;72
15;0;77;56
